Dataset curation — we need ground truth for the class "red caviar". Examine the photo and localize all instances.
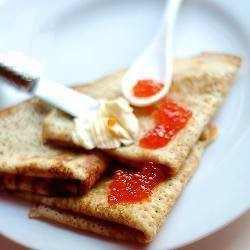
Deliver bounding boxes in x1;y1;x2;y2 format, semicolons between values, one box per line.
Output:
108;162;167;205
107;118;117;127
133;79;164;98
139;98;192;149
108;99;191;204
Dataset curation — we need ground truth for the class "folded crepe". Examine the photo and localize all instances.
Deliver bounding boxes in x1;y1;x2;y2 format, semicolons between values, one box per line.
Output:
0;99;109;196
42;52;241;174
19;125;218;244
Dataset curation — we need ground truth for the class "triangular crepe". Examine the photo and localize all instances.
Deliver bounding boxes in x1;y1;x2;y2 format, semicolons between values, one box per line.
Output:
43;53;241;174
0;99;109;196
22;125;217;243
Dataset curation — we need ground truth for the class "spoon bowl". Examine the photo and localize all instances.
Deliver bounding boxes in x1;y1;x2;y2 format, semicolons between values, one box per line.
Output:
121;0;183;107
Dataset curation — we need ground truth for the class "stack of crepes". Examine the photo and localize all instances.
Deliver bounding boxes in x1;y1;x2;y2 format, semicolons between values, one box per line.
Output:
0;53;241;243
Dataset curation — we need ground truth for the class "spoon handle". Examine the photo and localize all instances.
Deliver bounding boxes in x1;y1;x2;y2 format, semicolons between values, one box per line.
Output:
156;0;183;86
163;0;183;34
163;0;183;58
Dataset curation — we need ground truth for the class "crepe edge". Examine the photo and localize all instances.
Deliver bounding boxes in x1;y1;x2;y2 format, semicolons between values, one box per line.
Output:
42;52;241;175
28;124;218;243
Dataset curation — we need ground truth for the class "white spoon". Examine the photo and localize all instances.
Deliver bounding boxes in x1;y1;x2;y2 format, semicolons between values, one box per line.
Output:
121;0;183;107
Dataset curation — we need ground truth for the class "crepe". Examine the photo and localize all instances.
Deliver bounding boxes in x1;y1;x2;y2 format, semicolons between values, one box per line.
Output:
21;125;218;243
42;52;241;174
0;99;110;196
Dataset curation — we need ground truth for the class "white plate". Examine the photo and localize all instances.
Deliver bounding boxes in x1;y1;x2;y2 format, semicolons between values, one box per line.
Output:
0;0;249;249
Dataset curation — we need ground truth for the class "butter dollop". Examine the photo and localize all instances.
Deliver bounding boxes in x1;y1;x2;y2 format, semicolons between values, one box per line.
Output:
72;97;139;149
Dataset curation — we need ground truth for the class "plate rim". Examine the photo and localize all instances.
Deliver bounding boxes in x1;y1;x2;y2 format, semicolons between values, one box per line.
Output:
0;0;249;249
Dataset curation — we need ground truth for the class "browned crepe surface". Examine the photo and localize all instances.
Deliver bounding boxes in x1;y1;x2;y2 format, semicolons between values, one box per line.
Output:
0;99;109;196
22;125;218;243
43;53;241;174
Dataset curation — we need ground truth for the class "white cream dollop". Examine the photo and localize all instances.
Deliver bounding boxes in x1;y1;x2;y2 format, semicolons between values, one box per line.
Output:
72;97;139;150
